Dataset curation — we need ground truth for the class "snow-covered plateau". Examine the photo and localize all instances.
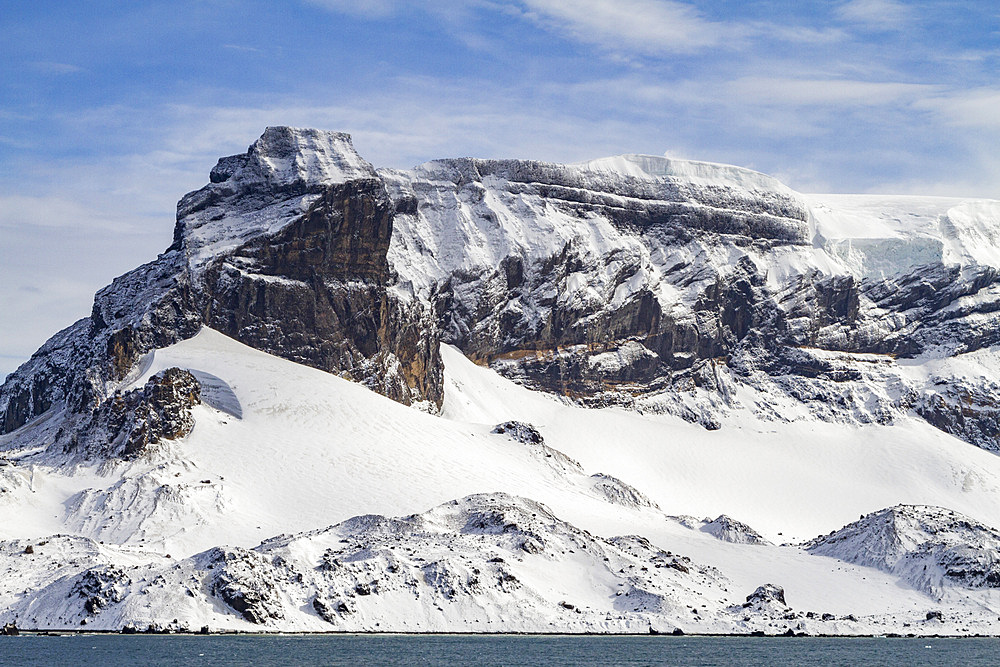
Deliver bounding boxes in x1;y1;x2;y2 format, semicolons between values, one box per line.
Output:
3;127;1000;635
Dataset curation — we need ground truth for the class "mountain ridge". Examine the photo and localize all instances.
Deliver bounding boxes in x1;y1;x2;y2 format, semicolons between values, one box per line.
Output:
5;127;1000;634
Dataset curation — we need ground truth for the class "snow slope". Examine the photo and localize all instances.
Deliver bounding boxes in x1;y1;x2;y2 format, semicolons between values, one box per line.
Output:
6;328;1000;632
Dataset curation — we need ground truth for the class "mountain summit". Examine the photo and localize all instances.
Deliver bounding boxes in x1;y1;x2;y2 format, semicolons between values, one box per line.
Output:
4;128;1000;634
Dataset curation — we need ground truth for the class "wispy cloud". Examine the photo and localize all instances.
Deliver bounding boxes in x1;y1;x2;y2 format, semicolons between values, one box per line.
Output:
915;88;1000;128
222;44;263;54
749;23;846;45
726;77;938;106
835;0;913;29
28;61;85;75
517;0;730;54
304;0;401;18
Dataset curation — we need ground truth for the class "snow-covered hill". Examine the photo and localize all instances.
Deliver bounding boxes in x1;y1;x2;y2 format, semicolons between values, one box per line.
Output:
807;505;1000;596
4;127;1000;634
2;328;1000;633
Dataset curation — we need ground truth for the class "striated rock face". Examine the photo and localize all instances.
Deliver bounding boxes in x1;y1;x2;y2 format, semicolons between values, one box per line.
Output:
5;127;1000;457
0;127;443;453
915;377;1000;453
179;127;441;410
198;176;441;406
384;156;1000;450
383;155;811;399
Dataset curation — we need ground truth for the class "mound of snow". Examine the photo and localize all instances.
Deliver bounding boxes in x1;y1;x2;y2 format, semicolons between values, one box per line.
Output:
589;473;660;510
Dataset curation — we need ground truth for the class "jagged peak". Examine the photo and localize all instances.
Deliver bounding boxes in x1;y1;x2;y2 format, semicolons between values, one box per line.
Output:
174;127;383;273
208;126;377;190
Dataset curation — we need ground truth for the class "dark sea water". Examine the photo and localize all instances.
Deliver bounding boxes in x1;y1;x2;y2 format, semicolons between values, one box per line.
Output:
0;634;996;666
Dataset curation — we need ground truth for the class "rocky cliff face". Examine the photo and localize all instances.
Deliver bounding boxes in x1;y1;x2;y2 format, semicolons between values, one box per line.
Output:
0;127;442;454
385;158;1000;445
4;128;1000;458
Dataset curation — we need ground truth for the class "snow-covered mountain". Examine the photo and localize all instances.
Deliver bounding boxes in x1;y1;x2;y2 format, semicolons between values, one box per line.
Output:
4;127;1000;634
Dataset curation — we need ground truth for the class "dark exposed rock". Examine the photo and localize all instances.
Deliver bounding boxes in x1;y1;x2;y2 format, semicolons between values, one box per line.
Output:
58;368;201;459
491;421;543;445
312;595;354;623
72;566;129;615
744;584;786;608
916;379;1000;453
199;178;442;407
205;547;285;624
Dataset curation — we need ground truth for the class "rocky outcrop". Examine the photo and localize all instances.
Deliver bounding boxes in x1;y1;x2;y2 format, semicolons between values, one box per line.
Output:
491;421;544;445
805;505;1000;595
701;515;772;546
743;584;786;608
916;378;1000;453
204;547;285;625
72;566;130;615
56;368;201;459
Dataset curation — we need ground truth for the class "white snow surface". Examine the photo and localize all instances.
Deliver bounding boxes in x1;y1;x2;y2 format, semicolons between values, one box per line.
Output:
806;194;1000;279
6;329;1000;632
579;154;801;198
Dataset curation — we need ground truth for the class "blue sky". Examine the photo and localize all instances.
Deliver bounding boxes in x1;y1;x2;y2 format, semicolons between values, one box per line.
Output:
2;0;1000;378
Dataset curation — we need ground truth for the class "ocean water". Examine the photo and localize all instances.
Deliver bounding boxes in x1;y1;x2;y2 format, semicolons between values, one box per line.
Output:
0;634;996;666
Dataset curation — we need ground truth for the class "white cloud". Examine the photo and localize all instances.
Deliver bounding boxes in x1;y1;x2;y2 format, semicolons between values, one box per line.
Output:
836;0;913;28
304;0;401;18
750;23;846;45
222;44;263;53
28;61;85;74
726;77;938;106
916;88;1000;128
519;0;728;54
